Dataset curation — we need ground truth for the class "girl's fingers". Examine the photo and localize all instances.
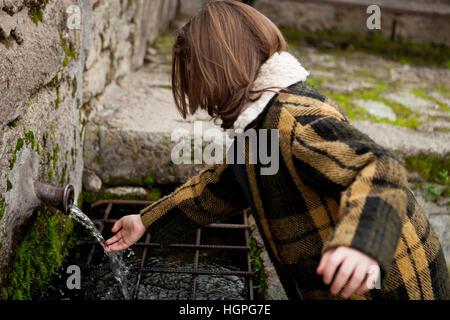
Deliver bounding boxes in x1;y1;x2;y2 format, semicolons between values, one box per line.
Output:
105;240;129;252
111;218;123;233
355;275;370;295
105;232;122;246
330;259;356;295
316;250;331;275
340;262;368;298
322;250;346;285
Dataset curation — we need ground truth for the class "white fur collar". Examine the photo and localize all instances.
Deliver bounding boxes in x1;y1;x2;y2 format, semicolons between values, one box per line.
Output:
231;51;309;132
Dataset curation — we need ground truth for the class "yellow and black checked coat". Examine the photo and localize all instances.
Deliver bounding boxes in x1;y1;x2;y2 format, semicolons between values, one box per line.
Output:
140;82;449;300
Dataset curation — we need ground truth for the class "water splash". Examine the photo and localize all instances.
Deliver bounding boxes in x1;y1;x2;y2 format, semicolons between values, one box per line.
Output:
68;204;130;300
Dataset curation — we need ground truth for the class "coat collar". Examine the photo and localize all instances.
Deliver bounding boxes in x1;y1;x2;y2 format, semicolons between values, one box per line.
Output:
232;51;309;132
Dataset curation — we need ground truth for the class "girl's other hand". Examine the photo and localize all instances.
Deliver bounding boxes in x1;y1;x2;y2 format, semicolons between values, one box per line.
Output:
104;214;146;252
316;246;380;298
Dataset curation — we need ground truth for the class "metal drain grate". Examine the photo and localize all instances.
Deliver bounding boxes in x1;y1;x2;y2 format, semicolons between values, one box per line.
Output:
80;200;254;300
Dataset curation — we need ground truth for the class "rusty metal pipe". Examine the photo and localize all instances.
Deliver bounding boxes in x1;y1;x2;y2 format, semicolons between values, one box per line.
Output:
33;181;75;214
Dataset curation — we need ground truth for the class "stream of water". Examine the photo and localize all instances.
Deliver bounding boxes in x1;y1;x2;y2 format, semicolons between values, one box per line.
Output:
44;204;248;300
68;204;131;300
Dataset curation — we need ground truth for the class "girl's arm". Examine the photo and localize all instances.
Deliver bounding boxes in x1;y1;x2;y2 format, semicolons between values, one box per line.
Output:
106;163;248;251
140;163;248;244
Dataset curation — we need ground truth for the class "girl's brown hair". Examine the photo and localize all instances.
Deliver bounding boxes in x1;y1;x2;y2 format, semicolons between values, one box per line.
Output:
172;0;287;129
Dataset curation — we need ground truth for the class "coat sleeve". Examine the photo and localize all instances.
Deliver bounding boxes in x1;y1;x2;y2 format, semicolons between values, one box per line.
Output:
290;112;408;274
140;163;248;244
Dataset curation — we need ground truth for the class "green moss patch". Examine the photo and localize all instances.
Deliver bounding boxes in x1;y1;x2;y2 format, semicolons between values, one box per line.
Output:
323;85;422;128
54;87;61;109
0;198;6;221
71;77;78;98
82;188;163;206
249;232;265;300
6;180;13;192
143;175;156;189
0;208;81;300
405;155;450;186
60;31;79;69
436;85;450;99
27;0;49;26
52;144;60;169
148;30;175;56
411;88;450;113
24;131;36;149
9;131;44;171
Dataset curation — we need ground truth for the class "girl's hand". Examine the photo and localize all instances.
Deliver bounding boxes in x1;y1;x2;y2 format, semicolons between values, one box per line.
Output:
104;214;146;252
316;246;380;298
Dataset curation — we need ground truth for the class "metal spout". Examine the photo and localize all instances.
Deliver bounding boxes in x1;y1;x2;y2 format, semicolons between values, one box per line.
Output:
33;181;75;214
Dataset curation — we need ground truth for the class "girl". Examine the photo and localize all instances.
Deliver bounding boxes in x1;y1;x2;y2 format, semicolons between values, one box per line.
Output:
104;0;448;300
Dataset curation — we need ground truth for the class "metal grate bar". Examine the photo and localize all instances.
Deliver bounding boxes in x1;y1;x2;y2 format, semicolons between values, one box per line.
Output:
92;220;251;230
82;200;255;300
81;265;254;276
190;228;202;299
86;242;250;251
244;211;254;300
132;232;151;300
90;199;153;208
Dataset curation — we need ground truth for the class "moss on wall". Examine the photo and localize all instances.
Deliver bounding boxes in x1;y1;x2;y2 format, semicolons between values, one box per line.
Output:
0;197;5;221
81;188;163;206
26;0;50;26
60;31;79;69
71;77;78;99
0;207;81;300
6;180;13;192
9;131;43;171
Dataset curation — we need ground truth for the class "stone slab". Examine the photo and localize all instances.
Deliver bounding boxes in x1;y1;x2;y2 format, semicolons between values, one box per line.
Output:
351;120;450;158
353;99;397;121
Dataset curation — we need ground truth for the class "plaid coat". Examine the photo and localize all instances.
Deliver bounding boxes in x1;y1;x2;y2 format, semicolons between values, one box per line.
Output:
140;82;449;300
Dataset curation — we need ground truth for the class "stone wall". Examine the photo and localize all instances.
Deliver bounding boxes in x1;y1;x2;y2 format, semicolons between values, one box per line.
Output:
0;0;178;276
254;0;450;46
